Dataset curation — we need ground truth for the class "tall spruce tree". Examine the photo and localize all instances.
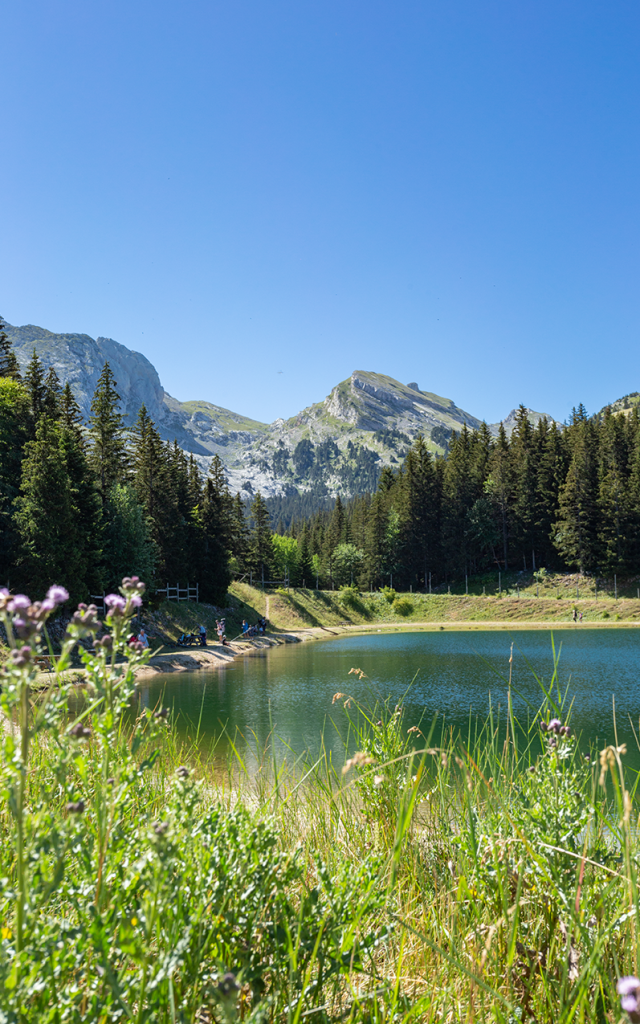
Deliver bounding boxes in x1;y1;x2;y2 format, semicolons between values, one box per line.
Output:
14;417;102;600
198;455;232;603
0;317;21;379
88;362;128;505
249;492;273;584
553;407;599;573
0;378;31;584
24;349;47;421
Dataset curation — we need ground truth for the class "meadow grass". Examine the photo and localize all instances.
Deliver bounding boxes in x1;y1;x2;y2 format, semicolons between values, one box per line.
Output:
1;585;639;1022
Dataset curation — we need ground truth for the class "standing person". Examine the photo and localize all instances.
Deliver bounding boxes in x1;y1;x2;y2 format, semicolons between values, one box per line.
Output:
199;624;207;647
241;619;249;636
217;618;225;644
572;608;577;623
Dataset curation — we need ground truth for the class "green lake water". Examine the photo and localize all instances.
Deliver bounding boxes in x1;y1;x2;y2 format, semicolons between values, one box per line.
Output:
137;629;640;771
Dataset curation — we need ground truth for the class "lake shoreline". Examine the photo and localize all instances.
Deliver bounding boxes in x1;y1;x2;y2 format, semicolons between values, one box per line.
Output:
134;616;640;679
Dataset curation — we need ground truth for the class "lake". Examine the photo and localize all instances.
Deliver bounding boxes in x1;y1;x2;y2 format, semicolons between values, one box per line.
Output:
137;628;640;771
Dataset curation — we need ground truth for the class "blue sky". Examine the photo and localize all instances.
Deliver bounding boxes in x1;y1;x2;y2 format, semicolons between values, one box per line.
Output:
2;0;639;425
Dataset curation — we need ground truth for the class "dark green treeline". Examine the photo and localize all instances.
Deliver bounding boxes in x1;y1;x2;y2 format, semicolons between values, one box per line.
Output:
3;318;640;600
0;322;270;603
279;405;640;590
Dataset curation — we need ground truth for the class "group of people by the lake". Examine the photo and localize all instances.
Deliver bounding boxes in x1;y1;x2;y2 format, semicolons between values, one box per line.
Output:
241;617;267;637
572;609;584;623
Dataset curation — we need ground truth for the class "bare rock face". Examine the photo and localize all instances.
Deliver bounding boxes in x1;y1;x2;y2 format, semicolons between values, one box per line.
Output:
7;324;167;428
3;322;557;511
324;371;481;434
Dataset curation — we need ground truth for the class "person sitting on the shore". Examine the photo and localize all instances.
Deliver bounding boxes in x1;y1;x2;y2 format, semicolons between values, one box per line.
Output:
137;627;150;649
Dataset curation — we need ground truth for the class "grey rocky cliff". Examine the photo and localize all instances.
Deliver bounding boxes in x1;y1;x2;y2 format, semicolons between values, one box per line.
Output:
3;322;557;505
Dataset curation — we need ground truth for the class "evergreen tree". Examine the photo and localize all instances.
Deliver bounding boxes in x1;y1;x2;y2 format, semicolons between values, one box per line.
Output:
14;418;102;600
88;362;128;505
198;456;232;603
24;348;47;421
509;407;537;569
249;492;273;584
229;492;250;573
298;524;314;587
0;379;31;584
132;406;175;581
0;317;21;379
485;424;512;569
60;383;85;440
43;366;63;419
553;407;599;572
597;408;630;571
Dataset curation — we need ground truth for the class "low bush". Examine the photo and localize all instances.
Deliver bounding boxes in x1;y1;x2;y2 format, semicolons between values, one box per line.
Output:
380;586;397;604
393;597;414;617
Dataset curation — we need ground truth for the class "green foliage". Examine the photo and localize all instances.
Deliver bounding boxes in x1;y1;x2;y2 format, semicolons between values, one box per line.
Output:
87;361;128;504
272;534;299;582
393;596;414;616
0;583;388;1022
380;586;396;604
102;483;158;590
14;417;102;601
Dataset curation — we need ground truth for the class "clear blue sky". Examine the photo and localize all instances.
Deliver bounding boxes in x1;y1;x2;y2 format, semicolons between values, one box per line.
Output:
2;0;639;425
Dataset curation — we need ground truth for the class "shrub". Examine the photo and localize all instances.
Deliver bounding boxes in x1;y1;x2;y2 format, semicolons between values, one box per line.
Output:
394;597;414;617
381;586;397;604
602;610;610;619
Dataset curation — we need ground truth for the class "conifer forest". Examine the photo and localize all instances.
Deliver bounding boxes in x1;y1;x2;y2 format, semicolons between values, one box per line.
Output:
2;321;640;602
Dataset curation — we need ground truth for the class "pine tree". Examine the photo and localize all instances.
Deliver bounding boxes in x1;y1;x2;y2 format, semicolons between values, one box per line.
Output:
298;524;314;587
485;424;512;569
88;362;128;505
197;456;232;603
509;407;537;570
229;493;250;573
24;348;47;420
0;317;21;379
43;366;63;419
249;492;273;584
131;406;176;581
597;408;631;571
0;378;31;584
60;383;85;440
14;418;102;600
552;407;599;573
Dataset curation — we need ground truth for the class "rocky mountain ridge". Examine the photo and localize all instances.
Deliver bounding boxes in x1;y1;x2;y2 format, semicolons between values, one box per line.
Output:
6;322;554;505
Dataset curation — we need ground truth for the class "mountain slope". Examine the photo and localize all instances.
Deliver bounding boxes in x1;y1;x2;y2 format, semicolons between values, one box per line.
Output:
4;322;557;505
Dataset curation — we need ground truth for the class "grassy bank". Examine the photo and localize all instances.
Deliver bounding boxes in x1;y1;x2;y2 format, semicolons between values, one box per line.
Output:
2;590;640;1022
142;580;640;647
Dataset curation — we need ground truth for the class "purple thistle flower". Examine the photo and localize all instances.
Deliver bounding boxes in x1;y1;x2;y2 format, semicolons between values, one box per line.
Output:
46;585;69;606
548;718;562;734
11;595;32;611
105;594;126;612
618;977;640;1021
129;594;143;609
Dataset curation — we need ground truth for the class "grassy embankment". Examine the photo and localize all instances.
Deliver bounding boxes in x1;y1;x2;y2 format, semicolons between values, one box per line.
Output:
147;571;640;645
3;608;640;1022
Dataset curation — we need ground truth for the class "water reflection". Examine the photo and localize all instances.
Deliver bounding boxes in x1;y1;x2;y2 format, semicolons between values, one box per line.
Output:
137;629;640;772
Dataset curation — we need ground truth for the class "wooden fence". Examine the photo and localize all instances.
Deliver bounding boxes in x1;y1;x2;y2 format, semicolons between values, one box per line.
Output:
155;583;199;603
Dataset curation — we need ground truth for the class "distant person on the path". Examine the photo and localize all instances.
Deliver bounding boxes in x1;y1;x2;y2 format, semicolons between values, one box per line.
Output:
579;611;583;623
572;609;577;623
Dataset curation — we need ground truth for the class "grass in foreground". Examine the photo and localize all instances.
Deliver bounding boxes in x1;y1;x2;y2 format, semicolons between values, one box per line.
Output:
1;582;639;1022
